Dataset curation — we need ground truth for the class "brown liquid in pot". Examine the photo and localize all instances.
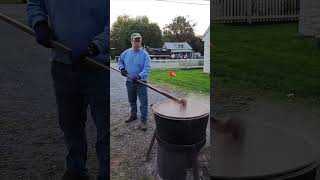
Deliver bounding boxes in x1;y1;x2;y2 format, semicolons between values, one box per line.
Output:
153;99;209;119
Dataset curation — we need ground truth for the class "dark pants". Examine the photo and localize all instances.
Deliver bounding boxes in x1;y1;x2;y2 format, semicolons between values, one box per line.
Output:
126;80;148;122
51;61;109;179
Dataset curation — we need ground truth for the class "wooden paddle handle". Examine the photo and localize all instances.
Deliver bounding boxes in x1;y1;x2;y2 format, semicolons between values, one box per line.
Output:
0;12;185;104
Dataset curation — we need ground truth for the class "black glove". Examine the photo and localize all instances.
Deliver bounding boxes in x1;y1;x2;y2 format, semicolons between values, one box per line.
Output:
87;42;100;57
120;68;128;77
132;75;141;82
71;42;100;64
33;21;52;48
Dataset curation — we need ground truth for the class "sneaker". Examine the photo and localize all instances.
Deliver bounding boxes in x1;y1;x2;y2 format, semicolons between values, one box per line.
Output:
138;122;148;131
125;116;137;123
61;170;89;180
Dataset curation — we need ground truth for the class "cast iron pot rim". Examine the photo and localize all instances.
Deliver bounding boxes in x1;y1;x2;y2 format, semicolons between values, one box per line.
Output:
152;100;209;120
211;160;320;180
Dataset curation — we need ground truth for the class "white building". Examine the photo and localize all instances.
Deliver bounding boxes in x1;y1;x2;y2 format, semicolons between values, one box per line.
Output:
202;27;210;74
162;42;193;59
299;0;320;37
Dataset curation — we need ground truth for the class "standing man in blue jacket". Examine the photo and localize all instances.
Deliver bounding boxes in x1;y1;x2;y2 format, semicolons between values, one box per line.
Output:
27;1;109;180
118;33;151;131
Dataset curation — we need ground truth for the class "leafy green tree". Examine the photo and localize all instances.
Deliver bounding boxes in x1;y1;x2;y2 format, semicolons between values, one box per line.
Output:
111;15;162;57
163;16;203;54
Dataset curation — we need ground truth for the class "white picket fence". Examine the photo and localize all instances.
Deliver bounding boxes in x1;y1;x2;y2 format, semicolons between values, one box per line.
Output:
111;59;204;70
212;0;300;23
150;59;204;69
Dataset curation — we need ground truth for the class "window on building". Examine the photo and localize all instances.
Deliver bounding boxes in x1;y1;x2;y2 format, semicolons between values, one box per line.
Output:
178;44;183;49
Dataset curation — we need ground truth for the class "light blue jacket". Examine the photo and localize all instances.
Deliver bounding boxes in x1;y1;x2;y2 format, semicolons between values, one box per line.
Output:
26;0;109;64
118;48;151;81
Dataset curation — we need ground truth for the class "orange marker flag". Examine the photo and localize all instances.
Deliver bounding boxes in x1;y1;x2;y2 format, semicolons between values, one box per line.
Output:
169;71;176;77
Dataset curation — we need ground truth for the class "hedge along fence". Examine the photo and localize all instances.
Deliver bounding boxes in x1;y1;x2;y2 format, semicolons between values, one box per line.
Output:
212;0;300;23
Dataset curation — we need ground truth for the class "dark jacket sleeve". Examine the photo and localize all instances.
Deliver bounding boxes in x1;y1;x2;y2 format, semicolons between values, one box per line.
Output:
26;0;48;29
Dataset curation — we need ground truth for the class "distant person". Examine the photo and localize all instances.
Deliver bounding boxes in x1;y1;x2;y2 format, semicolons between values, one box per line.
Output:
118;33;151;131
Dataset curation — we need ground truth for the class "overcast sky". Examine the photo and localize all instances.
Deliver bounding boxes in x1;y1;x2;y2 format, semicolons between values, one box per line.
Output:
110;0;210;36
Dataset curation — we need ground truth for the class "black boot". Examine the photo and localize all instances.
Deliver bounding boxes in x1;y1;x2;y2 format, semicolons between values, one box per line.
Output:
125;116;137;123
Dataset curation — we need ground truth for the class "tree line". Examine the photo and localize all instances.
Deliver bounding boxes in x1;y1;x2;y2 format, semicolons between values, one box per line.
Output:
110;15;204;57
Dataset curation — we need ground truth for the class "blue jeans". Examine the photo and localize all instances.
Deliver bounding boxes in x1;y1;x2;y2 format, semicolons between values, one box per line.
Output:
51;61;109;179
126;80;148;122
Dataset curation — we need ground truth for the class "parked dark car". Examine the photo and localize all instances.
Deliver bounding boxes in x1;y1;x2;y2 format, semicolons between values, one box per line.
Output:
145;47;171;59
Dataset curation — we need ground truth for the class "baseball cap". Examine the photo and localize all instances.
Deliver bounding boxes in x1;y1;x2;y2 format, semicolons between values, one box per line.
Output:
131;33;142;40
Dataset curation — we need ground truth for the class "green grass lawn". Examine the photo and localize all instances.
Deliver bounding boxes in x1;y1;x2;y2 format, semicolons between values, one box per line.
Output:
149;69;210;94
213;23;320;99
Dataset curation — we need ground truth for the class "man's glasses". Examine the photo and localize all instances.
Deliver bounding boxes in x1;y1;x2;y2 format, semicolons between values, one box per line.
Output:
133;39;141;43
